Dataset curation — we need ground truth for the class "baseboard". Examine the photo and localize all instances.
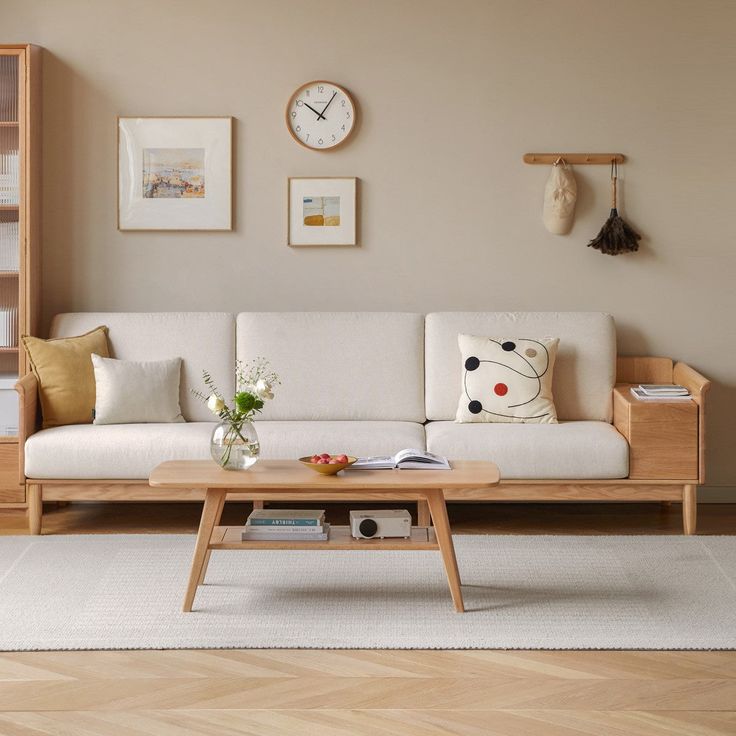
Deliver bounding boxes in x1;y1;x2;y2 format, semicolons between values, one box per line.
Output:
699;486;736;503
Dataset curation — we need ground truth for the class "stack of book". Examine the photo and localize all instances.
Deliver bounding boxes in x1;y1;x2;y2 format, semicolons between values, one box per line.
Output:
630;384;692;401
241;509;329;541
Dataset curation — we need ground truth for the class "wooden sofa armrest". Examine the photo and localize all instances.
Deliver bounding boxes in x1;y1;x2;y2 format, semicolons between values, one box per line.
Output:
14;372;39;484
673;362;711;483
673;362;711;399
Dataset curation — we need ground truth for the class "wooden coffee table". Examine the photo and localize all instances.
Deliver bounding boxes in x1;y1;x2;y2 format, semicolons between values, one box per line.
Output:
149;460;500;613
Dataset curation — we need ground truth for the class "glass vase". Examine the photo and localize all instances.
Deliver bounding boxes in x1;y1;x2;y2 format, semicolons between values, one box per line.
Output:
210;419;260;470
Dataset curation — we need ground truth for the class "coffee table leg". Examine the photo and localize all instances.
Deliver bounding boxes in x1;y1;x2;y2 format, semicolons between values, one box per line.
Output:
197;492;226;586
417;500;431;527
424;489;464;613
183;489;225;612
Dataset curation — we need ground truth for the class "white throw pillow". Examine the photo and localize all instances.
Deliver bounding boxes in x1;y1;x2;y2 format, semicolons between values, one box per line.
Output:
91;354;185;424
456;334;559;424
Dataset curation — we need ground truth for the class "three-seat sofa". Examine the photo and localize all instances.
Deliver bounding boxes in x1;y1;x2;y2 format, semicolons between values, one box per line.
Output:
15;311;709;535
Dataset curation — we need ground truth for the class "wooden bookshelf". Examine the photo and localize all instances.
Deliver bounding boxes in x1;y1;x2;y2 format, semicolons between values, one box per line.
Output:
0;45;42;508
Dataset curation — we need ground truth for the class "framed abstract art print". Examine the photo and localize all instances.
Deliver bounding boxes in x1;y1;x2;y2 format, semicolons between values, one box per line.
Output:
288;177;357;246
118;117;232;230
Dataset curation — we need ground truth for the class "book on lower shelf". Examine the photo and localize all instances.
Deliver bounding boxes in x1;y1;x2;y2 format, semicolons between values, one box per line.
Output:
247;509;325;526
630;385;692;401
243;509;329;541
352;448;451;470
242;524;330;542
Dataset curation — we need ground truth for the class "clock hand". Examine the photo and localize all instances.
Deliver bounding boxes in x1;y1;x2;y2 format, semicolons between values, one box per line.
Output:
320;91;337;117
303;102;326;121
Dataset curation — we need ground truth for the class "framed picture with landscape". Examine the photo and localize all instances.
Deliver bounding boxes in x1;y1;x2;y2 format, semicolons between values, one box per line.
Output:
288;177;358;246
118;116;232;231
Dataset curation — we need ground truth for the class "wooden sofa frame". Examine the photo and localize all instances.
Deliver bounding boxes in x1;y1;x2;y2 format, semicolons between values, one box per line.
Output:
15;356;710;536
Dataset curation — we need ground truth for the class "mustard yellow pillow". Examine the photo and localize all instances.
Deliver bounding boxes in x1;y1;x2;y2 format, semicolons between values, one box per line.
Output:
22;326;110;428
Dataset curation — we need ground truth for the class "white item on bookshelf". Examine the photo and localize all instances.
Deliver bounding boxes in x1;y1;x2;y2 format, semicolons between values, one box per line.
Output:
352;448;450;470
0;373;18;435
0;219;19;271
0;279;18;347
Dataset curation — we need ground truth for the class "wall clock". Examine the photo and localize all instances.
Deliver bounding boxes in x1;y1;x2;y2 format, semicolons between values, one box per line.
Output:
286;80;356;150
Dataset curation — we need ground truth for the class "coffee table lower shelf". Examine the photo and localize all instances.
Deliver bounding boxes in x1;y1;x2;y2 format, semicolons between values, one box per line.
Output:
210;525;438;550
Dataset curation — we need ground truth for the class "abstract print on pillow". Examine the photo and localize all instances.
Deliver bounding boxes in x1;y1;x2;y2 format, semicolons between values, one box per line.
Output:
456;334;559;424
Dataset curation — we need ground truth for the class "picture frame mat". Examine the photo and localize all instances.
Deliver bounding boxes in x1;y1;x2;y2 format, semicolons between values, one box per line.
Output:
118;116;233;231
288;177;358;246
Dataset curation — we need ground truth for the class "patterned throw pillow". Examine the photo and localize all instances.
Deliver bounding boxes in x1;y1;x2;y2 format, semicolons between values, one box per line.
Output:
456;334;559;423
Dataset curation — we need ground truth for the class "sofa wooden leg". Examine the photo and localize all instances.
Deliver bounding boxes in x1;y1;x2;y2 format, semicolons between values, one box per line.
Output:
28;484;42;535
683;484;697;535
417;499;431;527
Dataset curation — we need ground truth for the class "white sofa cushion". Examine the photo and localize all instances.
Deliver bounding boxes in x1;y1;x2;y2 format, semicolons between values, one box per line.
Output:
425;420;628;479
426;312;616;422
25;422;216;479
25;421;426;479
50;313;235;422
255;421;426;459
237;312;425;421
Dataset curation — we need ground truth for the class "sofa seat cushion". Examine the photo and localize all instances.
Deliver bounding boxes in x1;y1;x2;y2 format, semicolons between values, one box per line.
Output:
25;423;217;479
25;421;426;479
425;421;628;479
255;421;426;459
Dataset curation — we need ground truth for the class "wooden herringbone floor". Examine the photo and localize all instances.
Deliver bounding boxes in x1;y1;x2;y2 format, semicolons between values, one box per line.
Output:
0;501;734;735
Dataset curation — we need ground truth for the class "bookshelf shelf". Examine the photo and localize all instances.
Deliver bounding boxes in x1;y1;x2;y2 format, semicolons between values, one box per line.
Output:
210;525;438;551
0;205;19;211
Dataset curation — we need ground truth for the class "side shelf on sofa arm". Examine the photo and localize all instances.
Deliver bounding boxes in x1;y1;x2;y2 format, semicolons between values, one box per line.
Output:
613;359;710;534
14;372;41;534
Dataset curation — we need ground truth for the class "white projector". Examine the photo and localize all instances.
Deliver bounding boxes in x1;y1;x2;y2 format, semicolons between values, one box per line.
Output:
350;509;412;539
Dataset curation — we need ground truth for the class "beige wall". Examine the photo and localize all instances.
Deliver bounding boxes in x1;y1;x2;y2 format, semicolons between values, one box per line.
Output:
4;0;735;494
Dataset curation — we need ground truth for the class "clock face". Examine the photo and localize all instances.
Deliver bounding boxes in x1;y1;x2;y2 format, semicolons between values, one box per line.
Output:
286;81;356;150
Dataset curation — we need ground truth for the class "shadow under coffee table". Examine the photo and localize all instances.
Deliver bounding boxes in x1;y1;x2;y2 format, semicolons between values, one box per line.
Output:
149;460;500;613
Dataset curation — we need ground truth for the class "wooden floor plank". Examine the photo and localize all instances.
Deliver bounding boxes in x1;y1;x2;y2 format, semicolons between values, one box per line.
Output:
1;710;735;736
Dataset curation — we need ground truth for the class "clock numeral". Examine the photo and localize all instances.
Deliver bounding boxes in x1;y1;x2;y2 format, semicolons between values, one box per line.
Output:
291;111;297;118
331;134;336;142
317;85;324;93
296;99;303;107
341;100;346;106
296;125;301;132
305;89;310;96
306;133;309;142
318;138;324;145
345;111;350;118
341;124;346;131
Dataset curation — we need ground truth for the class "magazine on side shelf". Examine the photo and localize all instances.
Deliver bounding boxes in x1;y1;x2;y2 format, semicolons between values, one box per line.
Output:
352;449;451;470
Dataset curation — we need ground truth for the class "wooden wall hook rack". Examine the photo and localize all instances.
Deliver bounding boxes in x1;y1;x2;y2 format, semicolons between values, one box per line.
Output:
523;153;626;165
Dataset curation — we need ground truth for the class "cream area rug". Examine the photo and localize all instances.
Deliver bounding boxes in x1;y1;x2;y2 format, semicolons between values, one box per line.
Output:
1;534;734;651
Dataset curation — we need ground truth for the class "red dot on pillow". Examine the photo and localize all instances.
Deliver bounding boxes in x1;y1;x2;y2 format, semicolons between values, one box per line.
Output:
494;383;508;396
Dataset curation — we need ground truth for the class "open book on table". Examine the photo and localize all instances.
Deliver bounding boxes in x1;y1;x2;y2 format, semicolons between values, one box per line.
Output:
352;449;451;470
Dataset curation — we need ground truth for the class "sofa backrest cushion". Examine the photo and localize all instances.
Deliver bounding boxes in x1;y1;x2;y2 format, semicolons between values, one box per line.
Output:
425;312;616;422
50;313;235;422
237;312;425;421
